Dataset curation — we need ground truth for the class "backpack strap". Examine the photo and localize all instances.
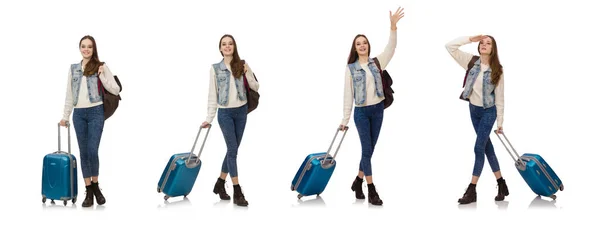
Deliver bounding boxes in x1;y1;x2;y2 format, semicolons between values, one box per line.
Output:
462;55;480;88
373;57;382;72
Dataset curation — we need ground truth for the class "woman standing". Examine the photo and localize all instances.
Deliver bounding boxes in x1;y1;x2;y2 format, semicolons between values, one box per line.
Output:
340;7;404;206
445;34;509;205
60;35;121;208
202;34;259;207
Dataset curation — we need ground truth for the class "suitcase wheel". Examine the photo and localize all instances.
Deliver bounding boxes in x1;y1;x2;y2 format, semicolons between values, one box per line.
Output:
164;195;170;201
42;197;46;204
72;197;77;204
157;188;161;193
559;184;564;191
51;200;55;204
63;200;67;206
550;195;557;200
297;194;303;199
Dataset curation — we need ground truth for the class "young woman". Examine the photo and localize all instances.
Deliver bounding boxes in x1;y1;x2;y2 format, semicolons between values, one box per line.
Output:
201;34;259;207
445;34;509;205
340;7;404;206
59;35;121;208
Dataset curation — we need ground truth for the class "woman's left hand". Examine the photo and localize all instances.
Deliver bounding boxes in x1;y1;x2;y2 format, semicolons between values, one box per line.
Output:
496;126;503;134
389;6;405;30
98;65;104;75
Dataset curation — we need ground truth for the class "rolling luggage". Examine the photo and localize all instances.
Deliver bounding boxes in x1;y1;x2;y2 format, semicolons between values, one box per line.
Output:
291;127;348;199
41;122;78;206
495;130;564;200
157;125;211;201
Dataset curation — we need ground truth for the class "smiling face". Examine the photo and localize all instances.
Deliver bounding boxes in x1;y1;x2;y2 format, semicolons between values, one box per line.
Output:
79;38;94;59
219;36;235;57
478;37;493;55
355;36;369;56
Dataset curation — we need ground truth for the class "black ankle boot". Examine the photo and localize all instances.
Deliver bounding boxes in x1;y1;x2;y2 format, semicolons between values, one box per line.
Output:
458;183;477;204
495;178;510;201
351;176;365;199
233;184;248;207
82;185;94;207
91;182;106;205
213;178;230;200
367;183;383;205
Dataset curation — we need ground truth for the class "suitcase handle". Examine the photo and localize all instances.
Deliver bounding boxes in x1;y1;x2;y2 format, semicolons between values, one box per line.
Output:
494;130;524;166
187;124;212;164
57;121;71;155
322;126;348;166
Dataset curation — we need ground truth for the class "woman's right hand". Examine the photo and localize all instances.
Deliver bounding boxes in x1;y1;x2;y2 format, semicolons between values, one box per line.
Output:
338;124;348;131
469;35;488;43
201;121;211;128
59;120;68;127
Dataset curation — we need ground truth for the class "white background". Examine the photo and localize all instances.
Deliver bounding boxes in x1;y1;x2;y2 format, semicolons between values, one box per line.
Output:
1;0;598;229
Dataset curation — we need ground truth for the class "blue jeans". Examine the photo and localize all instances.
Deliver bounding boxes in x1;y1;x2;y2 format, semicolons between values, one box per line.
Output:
218;104;248;178
354;101;384;177
469;103;500;177
73;104;105;178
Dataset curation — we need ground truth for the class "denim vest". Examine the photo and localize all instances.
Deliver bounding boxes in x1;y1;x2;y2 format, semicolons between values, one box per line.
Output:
71;63;103;106
348;58;384;105
461;59;496;108
212;60;246;106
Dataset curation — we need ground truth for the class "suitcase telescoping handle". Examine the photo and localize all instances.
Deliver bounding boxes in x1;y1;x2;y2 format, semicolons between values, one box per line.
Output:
187;124;212;164
322;126;349;166
57;121;71;155
494;130;525;166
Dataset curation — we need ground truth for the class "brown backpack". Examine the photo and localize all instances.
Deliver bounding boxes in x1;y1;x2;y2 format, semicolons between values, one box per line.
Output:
98;75;122;120
373;57;394;109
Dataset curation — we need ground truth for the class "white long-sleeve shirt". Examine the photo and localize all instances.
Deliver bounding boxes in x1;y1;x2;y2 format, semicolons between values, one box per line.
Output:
445;36;504;128
61;63;121;121
205;62;259;124
341;29;397;126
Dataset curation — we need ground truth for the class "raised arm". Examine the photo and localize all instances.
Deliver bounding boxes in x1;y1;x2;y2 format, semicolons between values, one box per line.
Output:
375;7;404;69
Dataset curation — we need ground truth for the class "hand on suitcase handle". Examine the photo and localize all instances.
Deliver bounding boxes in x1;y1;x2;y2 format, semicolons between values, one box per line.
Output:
494;130;524;167
57;121;71;155
187;124;212;164
323;127;348;166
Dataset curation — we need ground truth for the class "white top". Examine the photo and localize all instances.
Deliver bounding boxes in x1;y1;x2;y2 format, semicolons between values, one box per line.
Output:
205;62;259;124
61;63;121;121
445;36;505;128
341;29;397;126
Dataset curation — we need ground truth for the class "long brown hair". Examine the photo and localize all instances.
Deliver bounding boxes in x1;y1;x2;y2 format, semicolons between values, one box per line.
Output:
79;35;103;76
347;34;371;64
478;35;503;85
219;34;244;78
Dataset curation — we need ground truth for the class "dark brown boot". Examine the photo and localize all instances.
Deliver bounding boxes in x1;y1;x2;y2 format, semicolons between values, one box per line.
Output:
82;185;94;207
495;178;510;201
351;176;365;199
91;182;106;205
213;178;231;200
233;184;248;207
458;183;477;204
367;183;383;205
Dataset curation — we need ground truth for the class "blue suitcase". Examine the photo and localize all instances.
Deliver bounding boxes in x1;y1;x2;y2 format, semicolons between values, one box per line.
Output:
495;131;564;200
158;125;211;201
291;127;347;199
41;122;78;206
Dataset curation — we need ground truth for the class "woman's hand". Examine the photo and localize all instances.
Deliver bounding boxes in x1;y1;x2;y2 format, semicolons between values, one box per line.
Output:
469;35;488;43
390;7;405;30
59;120;68;127
339;124;349;131
495;126;504;134
201;121;211;128
98;64;104;75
